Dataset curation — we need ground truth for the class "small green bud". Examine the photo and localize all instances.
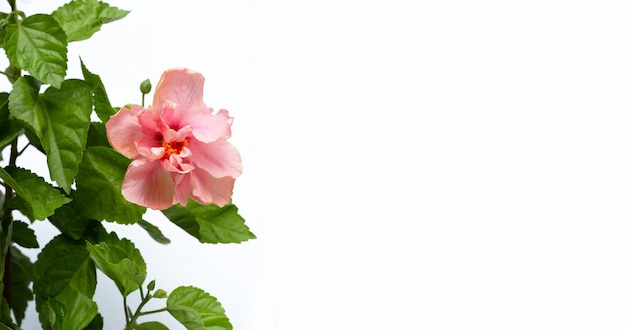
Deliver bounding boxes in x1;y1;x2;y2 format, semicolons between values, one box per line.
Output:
147;280;156;291
153;289;167;298
140;79;152;94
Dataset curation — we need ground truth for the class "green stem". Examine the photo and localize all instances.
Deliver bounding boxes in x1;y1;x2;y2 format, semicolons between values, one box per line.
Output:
137;307;168;316
125;293;154;329
123;295;130;325
1;138;18;309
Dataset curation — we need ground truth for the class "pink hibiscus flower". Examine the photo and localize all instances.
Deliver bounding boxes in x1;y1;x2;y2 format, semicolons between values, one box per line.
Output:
105;68;242;210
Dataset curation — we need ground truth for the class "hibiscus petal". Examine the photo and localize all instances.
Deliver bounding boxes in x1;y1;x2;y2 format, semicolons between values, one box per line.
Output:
190;167;235;207
173;173;193;206
122;158;176;210
188;139;242;178
153;68;210;129
106;105;145;159
187;109;233;143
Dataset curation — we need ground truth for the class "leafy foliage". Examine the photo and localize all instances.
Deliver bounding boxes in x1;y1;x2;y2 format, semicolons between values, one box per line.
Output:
167;286;232;330
0;1;253;328
163;201;255;244
86;232;146;296
4;14;68;88
75;146;146;224
9;77;93;193
52;0;129;42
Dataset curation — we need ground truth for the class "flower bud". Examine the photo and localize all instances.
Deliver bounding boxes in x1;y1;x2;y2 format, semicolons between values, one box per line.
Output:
153;289;167;298
147;279;156;291
140;79;152;94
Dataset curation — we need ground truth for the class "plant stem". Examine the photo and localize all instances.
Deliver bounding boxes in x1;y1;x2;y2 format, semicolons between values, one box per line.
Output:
1;138;18;309
123;295;130;325
125;293;159;329
137;307;168;316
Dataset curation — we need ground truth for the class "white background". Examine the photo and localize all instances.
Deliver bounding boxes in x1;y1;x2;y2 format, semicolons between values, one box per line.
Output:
1;0;626;329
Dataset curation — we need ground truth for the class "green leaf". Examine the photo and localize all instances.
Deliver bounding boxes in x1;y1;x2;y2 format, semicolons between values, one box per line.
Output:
162;201;255;244
12;220;38;248
52;0;129;42
4;14;67;88
9;246;33;326
48;200;103;241
137;219;171;244
81;60;115;122
83;313;103;330
9;76;93;193
75;146;146;224
86;122;111;148
0;92;23;152
1;166;71;220
33;235;96;300
86;232;146;296
167;286;232;330
38;287;98;330
0;321;13;330
135;321;169;330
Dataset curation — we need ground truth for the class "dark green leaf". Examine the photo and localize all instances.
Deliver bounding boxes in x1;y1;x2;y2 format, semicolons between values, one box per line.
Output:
34;235;98;330
0;298;15;330
0;119;22;153
135;321;169;330
86;232;146;296
3;166;71;220
9;77;92;193
0;92;22;152
137;219;171;244
10;246;33;326
52;0;129;42
33;235;96;300
0;321;13;330
86;122;110;148
12;220;38;248
4;14;67;88
167;286;232;330
75;146;146;224
23;125;44;154
162;201;255;244
83;313;103;330
81;60;115;122
48;200;103;241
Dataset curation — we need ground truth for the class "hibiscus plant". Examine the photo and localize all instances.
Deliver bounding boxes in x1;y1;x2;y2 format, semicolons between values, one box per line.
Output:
0;0;254;329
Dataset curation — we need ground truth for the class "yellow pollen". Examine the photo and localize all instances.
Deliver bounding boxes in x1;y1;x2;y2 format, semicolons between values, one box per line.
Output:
162;139;188;158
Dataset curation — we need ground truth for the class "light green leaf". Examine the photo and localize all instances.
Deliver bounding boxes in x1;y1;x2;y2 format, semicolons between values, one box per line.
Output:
75;146;146;224
135;321;169;330
137;219;171;244
9;76;93;193
10;246;33;326
86;233;146;296
52;0;129;42
167;286;232;330
33;235;96;300
81;60;115;122
162;201;255;244
1;166;71;221
4;14;67;88
12;220;38;248
38;287;98;330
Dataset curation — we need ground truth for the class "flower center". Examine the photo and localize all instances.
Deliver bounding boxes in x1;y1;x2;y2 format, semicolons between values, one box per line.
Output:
162;139;188;158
